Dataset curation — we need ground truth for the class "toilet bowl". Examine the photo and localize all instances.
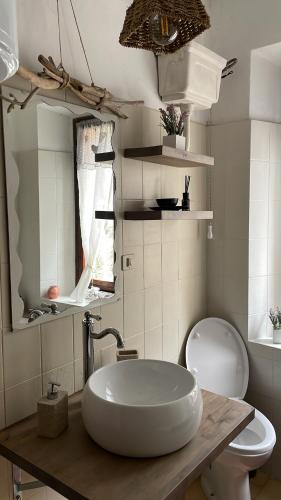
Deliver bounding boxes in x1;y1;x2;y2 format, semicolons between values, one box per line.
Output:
185;318;276;500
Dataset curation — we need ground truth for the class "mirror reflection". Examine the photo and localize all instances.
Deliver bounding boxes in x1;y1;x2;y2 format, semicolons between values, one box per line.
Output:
7;100;116;322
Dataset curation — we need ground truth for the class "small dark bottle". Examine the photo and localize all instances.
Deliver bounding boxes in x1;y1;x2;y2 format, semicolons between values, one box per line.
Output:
182;175;191;211
182;191;190;211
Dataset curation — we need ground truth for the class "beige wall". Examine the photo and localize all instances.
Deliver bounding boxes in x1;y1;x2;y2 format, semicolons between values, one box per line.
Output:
0;96;208;498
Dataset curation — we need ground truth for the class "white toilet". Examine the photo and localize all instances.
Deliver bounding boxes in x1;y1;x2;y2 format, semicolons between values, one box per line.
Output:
185;318;276;500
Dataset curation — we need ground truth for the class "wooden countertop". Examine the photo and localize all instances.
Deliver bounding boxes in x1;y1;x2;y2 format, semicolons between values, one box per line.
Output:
0;391;254;500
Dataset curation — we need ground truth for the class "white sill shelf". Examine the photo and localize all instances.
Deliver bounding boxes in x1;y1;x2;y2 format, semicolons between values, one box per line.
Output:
250;338;281;349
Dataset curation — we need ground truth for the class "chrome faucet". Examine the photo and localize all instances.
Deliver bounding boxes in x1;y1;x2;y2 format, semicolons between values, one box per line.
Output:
27;303;60;323
83;311;125;384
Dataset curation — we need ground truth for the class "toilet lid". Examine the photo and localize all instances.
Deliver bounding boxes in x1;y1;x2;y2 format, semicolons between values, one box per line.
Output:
186;318;249;399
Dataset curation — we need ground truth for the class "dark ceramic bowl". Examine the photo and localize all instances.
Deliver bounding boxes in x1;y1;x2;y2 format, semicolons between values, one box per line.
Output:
156;198;178;209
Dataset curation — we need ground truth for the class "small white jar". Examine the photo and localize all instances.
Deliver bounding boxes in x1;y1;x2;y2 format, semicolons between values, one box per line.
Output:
273;327;281;344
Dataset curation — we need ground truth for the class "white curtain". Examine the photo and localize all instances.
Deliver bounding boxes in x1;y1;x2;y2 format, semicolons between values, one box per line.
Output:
70;120;114;304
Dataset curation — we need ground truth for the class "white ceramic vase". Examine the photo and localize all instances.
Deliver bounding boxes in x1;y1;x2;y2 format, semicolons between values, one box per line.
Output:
273;327;281;344
163;134;186;150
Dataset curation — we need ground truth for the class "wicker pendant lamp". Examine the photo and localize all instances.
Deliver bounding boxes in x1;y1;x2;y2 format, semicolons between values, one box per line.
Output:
119;0;210;54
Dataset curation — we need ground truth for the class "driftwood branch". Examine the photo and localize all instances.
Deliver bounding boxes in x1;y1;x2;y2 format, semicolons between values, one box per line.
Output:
1;55;143;119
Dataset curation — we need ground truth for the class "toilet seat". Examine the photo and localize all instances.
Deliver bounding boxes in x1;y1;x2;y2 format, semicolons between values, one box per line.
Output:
186;318;249;399
226;404;276;456
185;318;276;457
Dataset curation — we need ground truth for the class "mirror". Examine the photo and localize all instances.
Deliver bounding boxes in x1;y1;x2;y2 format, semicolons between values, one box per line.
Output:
2;88;121;330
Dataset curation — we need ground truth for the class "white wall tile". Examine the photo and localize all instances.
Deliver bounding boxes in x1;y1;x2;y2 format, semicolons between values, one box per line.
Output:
124;290;144;339
41;316;74;372
161;166;181;199
248;314;268;340
100;299;123;335
163;320;179;363
251;121;270;161
144;244;161;288
178;220;199;241
250;161;269;201
249;200;268;239
268;238;281;276
74;359;83;393
122;158;142;199
268;275;281;308
100;344;118;366
162;241;178;283
189;122;208;155
162;280;179;324
142;163;161;199
38;150;56;178
162;221;179;243
270;123;281;163
123;221;143;247
124;333;145;359
269;200;281;239
3;327;41;388
144;285;162;331
141;108;161;147
5;376;42;426
42;362;74;396
249;276;268;315
145;327;163;360
143;221;161;245
249;239;268;277
269;163;281;201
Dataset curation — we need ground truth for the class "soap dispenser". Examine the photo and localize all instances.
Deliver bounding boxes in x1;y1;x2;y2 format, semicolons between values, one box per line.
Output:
37;382;68;438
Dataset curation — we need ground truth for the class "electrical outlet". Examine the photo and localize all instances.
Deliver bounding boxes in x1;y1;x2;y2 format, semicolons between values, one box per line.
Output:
121;254;135;271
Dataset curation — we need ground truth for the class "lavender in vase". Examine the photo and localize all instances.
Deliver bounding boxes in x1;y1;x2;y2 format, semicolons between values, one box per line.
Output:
159;105;187;150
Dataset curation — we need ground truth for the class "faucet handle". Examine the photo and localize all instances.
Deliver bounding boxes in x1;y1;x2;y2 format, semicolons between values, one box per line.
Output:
84;311;102;322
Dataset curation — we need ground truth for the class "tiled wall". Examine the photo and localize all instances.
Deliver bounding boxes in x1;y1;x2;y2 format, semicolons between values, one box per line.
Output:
39;150;75;297
207;118;281;479
0;102;208;498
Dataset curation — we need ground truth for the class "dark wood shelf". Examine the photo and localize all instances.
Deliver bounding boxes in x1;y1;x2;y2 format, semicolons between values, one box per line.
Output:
124;145;214;168
95;211;115;220
124;210;213;221
95;151;115;163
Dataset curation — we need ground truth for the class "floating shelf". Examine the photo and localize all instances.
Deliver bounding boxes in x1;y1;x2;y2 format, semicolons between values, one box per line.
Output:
124;145;214;168
95;151;115;163
124;210;213;221
95;211;115;220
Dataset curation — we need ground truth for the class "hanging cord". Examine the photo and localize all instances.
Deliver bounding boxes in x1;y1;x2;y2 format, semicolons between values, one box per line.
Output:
207;163;214;240
56;0;63;68
69;0;95;86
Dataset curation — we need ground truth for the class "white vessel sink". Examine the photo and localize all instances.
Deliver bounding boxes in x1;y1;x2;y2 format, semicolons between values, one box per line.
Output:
82;359;203;457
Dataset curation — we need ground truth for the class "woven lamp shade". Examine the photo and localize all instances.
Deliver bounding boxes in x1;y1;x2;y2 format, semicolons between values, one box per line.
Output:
119;0;210;54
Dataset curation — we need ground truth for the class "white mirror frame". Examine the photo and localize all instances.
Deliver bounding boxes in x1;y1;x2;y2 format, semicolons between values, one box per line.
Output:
1;86;122;331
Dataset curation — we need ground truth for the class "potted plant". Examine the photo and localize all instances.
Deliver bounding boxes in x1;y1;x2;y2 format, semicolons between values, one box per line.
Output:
159;105;187;150
269;307;281;344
